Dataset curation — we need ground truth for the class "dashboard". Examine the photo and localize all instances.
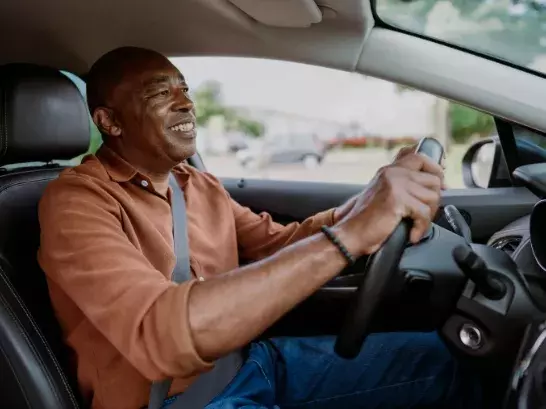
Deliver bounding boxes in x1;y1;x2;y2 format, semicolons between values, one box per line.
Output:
486;214;546;308
460;211;546;408
488;215;534;274
500;211;546;408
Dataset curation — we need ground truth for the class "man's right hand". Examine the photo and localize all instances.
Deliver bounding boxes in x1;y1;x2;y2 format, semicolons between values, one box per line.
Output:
335;152;444;257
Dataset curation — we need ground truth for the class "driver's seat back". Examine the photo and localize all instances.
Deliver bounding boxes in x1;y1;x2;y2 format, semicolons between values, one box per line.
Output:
0;64;91;408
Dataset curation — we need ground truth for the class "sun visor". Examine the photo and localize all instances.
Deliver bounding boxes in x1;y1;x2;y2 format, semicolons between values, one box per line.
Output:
227;0;323;27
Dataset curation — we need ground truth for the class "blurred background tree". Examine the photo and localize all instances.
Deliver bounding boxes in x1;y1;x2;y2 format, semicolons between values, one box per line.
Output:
450;103;496;143
192;80;226;127
397;83;496;146
193;80;265;138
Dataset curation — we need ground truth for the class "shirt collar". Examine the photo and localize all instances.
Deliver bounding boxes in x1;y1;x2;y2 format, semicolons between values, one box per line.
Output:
96;144;191;187
96;144;137;183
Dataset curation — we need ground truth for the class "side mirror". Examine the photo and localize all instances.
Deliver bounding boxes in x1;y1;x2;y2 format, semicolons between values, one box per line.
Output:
462;137;498;188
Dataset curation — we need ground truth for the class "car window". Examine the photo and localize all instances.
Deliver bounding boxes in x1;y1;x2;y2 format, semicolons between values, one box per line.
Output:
172;56;496;188
514;124;546;150
62;71;103;162
510;123;546;171
375;0;546;76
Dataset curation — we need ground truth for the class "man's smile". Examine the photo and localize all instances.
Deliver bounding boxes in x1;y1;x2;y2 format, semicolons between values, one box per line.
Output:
168;120;195;133
167;119;196;140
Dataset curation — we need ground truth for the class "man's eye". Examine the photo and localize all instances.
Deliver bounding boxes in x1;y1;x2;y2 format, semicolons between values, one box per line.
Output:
149;90;169;98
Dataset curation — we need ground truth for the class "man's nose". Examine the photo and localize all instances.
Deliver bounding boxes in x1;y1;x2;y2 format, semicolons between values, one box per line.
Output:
172;91;194;112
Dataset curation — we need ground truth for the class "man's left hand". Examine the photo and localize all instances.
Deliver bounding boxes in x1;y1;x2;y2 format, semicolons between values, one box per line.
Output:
333;142;445;222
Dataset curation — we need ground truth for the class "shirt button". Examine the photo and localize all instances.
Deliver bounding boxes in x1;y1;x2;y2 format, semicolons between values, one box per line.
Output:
140;180;149;188
198;276;205;282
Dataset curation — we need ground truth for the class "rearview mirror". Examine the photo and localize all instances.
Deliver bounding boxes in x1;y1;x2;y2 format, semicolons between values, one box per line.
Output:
461;138;496;188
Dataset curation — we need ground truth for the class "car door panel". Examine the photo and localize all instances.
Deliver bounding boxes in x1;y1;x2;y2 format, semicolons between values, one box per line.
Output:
221;177;538;244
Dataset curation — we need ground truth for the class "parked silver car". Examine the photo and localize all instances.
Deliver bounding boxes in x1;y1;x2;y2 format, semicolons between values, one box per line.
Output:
236;134;326;169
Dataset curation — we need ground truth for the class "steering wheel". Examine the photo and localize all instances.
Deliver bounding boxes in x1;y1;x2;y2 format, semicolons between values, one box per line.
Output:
334;137;445;359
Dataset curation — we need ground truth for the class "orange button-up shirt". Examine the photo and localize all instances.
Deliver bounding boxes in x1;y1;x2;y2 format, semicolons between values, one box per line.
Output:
37;145;336;409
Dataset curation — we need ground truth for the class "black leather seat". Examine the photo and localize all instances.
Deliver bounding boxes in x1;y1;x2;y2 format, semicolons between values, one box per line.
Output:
0;64;91;409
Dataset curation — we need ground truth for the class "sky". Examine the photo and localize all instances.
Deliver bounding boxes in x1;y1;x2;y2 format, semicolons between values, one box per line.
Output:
171;56;386;124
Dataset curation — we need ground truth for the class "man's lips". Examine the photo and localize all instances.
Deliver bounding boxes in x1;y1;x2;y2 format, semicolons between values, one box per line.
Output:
168;119;195;133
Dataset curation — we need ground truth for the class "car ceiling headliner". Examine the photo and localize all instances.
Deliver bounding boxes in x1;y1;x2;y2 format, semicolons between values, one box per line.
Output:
4;0;546;134
0;0;370;75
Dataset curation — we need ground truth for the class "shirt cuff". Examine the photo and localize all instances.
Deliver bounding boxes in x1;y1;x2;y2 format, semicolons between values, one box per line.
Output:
314;208;336;227
157;279;215;379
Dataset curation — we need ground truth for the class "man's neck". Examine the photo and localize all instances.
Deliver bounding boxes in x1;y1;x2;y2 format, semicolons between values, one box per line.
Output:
105;142;172;196
126;167;168;196
146;171;170;196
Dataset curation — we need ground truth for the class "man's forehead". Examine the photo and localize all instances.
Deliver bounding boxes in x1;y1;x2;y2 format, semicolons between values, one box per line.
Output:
117;57;185;88
141;71;186;87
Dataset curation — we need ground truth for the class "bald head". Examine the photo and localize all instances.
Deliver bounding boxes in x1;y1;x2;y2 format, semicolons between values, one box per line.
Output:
86;46;171;116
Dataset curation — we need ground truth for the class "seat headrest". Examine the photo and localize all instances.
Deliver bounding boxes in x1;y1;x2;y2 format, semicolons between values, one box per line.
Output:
0;64;90;166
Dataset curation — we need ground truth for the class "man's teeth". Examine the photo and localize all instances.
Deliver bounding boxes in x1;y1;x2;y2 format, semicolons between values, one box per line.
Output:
170;122;195;132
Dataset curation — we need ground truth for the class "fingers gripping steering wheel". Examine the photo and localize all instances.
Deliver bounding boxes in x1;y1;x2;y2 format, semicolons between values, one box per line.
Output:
334;137;445;359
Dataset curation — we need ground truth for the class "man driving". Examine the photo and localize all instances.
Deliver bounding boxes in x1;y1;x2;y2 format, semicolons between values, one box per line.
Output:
38;47;481;409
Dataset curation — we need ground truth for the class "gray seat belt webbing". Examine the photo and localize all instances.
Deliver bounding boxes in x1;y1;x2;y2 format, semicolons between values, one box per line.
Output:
147;174;242;409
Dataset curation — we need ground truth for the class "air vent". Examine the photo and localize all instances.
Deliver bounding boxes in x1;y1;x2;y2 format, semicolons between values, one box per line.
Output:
491;236;522;257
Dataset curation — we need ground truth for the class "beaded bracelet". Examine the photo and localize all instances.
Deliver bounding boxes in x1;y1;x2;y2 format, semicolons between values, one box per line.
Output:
320;225;356;265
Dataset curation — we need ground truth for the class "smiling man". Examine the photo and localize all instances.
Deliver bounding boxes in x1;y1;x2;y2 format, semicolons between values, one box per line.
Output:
38;47;482;409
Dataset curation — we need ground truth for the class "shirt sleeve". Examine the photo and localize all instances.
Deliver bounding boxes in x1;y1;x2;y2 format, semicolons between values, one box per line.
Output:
230;196;336;262
38;174;212;381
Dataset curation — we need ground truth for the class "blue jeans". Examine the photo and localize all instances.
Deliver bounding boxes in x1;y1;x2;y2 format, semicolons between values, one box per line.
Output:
169;332;482;408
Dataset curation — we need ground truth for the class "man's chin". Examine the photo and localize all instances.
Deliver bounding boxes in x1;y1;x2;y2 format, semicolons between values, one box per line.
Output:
171;142;197;164
160;132;197;164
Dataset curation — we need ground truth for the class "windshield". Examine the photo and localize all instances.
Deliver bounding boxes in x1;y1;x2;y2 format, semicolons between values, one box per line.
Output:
375;0;546;75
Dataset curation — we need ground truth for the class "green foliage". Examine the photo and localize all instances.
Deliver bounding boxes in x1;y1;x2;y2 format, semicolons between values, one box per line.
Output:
395;80;495;144
450;103;495;143
193;80;265;138
192;81;226;127
227;117;265;138
378;0;546;69
88;125;103;154
60;71;103;159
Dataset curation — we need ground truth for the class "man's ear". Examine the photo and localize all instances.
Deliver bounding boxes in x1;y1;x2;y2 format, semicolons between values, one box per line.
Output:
93;107;122;138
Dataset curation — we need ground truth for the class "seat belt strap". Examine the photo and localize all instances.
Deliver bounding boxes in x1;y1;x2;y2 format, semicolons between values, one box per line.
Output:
169;173;192;283
147;173;242;409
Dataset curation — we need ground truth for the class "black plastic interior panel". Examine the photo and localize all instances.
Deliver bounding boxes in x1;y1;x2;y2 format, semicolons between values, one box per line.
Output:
222;177;538;243
513;163;546;198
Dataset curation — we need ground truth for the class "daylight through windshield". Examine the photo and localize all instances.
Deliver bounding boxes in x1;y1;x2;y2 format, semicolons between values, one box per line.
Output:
376;0;546;75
